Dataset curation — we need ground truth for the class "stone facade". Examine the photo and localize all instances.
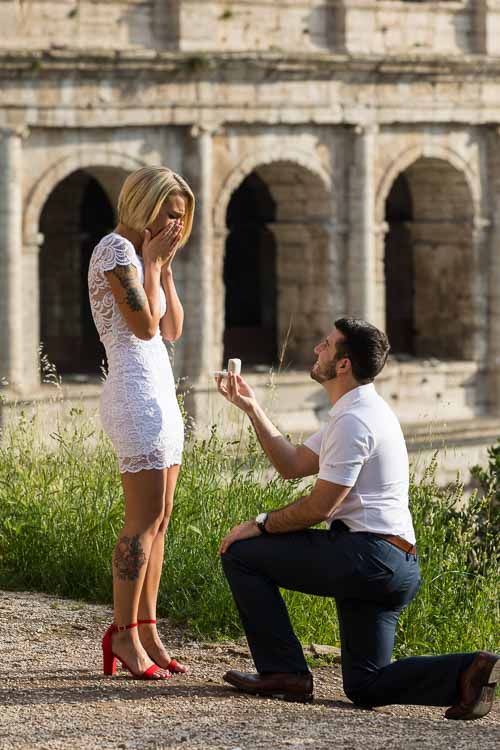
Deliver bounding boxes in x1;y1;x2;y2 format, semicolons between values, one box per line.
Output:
1;0;500;481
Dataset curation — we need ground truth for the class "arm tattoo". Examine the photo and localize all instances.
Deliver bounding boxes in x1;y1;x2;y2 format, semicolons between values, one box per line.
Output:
113;534;146;581
110;265;148;312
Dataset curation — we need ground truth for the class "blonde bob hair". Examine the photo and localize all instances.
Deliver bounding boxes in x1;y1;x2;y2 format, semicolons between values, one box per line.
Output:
117;166;195;249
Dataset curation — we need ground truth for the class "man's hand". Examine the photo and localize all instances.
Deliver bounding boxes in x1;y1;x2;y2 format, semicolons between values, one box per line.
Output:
219;520;261;555
215;372;257;414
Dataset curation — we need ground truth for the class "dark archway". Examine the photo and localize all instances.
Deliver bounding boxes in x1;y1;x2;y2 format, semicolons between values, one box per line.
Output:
221;160;332;369
223;172;278;365
383;158;474;360
384;172;415;355
40;170;115;376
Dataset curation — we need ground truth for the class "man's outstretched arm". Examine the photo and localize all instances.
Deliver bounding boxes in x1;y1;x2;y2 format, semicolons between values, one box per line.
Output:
216;372;319;480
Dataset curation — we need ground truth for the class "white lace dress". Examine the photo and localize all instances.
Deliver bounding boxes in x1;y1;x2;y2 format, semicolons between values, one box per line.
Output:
88;232;184;473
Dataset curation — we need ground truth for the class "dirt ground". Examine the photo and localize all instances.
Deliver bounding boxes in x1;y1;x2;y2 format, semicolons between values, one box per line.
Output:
0;590;498;750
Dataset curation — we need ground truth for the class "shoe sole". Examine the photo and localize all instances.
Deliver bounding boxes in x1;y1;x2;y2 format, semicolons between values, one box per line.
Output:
447;659;500;720
225;684;314;704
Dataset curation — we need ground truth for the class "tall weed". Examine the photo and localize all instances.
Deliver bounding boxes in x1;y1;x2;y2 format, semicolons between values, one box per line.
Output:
0;414;497;656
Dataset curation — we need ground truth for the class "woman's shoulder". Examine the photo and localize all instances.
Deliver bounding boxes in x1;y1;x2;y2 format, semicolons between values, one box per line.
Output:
92;232;139;270
94;231;136;254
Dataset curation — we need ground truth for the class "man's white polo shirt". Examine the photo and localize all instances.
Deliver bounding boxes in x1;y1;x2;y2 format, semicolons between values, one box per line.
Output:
304;383;416;544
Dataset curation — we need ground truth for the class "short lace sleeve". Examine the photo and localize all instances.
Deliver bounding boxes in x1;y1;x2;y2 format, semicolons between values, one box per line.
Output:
99;234;136;272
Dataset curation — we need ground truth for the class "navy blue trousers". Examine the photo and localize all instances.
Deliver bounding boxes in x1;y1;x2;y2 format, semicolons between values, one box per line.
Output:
221;525;476;707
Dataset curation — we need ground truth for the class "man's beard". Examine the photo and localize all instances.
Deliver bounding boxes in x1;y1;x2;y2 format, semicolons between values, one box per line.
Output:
310;358;338;384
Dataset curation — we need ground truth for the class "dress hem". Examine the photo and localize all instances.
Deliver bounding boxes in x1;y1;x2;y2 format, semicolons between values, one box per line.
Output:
118;456;183;474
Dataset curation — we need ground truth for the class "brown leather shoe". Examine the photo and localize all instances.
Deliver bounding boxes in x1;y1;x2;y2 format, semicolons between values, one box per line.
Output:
445;651;500;720
223;669;314;703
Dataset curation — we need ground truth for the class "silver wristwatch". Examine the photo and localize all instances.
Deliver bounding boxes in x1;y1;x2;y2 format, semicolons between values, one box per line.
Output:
255;512;269;534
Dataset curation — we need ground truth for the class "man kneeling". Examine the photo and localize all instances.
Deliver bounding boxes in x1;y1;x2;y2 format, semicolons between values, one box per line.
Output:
215;318;498;719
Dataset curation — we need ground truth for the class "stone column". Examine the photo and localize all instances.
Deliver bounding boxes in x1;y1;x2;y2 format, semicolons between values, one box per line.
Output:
0;128;24;389
23;232;45;389
324;220;349;326
488;126;500;414
347;124;379;326
471;217;491;365
374;221;389;329
183;124;216;381
473;0;488;54
477;1;500;56
487;212;500;413
489;237;500;413
212;225;227;370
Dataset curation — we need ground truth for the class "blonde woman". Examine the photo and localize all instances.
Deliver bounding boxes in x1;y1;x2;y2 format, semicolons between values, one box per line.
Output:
88;166;195;679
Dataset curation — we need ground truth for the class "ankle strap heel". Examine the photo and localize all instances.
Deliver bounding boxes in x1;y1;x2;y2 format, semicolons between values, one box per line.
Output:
113;622;139;632
101;621;170;680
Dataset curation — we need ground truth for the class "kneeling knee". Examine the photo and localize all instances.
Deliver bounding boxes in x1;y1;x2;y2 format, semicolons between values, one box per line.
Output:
220;548;234;571
220;546;247;578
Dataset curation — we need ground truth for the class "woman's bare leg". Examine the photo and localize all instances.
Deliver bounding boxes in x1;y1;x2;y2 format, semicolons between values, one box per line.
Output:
137;465;187;671
111;467;170;678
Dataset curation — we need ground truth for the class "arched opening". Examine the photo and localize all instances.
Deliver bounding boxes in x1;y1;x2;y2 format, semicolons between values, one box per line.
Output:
39;168;120;376
224;173;277;365
385;173;415;355
384;158;474;360
222;161;332;369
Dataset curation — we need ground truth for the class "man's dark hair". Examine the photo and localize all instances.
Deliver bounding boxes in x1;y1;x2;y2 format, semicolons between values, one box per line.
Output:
334;318;390;384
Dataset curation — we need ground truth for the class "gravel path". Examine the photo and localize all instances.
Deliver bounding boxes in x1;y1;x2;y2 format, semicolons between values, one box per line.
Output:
0;590;498;750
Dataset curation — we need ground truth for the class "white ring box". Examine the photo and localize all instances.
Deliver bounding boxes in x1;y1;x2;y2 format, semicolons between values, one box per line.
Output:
213;358;242;378
228;358;241;375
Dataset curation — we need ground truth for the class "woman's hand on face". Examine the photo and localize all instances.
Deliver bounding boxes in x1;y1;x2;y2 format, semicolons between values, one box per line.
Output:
215;373;257;414
142;220;183;268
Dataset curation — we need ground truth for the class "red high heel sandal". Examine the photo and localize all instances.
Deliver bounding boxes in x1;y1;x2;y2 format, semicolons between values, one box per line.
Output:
138;619;189;674
102;622;171;680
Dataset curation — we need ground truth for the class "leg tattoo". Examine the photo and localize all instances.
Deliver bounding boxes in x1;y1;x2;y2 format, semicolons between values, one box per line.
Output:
114;535;146;580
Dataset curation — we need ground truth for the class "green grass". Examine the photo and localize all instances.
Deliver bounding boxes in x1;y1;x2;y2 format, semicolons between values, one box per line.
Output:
0;410;498;657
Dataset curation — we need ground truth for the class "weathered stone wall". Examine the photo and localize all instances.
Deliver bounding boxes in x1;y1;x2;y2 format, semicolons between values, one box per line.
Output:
0;0;169;51
174;1;336;52
343;1;476;56
0;0;335;52
6;1;500;56
1;0;500;463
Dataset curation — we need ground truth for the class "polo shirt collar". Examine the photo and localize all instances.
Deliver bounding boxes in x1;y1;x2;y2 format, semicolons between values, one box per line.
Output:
328;382;376;418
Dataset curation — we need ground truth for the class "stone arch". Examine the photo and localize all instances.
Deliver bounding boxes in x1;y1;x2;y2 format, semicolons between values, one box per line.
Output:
375;144;480;224
214;148;332;233
214;153;335;368
28;150;146;378
24;149;146;244
381;153;478;360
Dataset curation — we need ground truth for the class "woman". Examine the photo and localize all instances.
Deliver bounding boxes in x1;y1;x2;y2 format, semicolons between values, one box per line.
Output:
88;166;195;679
